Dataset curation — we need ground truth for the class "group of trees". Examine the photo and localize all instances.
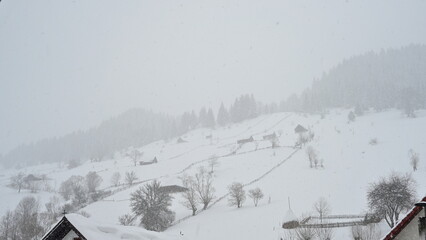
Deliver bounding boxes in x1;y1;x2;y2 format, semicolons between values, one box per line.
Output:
59;171;104;209
179;94;263;132
283;226;333;240
180;167;216;216
109;170;139;188
0;197;49;240
9;173;51;194
279;45;426;116
305;146;323;169
227;182;264;208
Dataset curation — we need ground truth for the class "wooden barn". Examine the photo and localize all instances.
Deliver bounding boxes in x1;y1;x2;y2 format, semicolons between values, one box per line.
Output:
382;196;426;240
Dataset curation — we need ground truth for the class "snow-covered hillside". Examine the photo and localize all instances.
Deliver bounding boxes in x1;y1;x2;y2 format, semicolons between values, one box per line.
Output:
1;109;425;239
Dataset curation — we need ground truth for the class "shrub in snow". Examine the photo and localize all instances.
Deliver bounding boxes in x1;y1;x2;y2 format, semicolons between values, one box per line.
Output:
295;226;316;240
409;149;420;171
130;180;175;231
248;187;264;207
110;172;121;187
315;227;334;240
367;172;416;228
369;138;378;145
348;111;356;122
67;159;80;169
228;182;246;208
306;146;318;168
118;214;134;226
351;224;381;240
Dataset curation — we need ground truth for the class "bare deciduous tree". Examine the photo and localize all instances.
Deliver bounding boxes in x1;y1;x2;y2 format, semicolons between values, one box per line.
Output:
248;187;264;207
180;174;199;216
313;197;331;223
59;175;85;201
85;171;102;193
127;149;143;166
14;196;43;240
409;149;420;171
0;210;18;240
10;172;25;193
208;155;219;173
111;172;121;187
194;167;215;210
125;171;138;186
367;172;416;228
228;182;246;208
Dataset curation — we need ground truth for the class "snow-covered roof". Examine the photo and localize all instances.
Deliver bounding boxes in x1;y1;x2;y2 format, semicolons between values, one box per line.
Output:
49;214;180;240
283;209;298;223
382;196;426;240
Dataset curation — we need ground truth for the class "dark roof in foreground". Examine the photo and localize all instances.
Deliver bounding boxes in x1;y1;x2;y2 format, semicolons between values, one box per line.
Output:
382;196;426;240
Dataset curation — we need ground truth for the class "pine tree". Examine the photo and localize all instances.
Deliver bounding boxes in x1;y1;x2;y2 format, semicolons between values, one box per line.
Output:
217;103;230;126
206;108;216;128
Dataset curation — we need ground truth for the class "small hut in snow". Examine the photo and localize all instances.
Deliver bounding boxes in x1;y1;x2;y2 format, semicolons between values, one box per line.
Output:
177;137;187;143
294;124;308;134
282;209;299;229
263;132;277;141
139;157;158;166
237;136;254;145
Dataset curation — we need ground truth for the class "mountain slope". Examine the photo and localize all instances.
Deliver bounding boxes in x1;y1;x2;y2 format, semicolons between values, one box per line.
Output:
1;109;425;239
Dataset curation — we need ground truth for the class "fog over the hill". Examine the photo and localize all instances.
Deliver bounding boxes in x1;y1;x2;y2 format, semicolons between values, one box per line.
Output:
1;0;426;154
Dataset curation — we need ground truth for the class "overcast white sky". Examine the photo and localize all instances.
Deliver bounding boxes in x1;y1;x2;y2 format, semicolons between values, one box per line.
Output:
1;0;426;154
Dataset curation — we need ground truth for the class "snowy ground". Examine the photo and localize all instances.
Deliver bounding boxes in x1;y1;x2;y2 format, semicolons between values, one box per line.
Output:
1;109;425;240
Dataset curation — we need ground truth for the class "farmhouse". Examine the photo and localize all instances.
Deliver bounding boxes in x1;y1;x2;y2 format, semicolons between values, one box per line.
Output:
41;214;175;240
382;196;426;240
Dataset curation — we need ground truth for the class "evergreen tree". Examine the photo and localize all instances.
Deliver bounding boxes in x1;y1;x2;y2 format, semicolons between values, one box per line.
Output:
199;107;208;127
206;108;216;128
217;103;230;126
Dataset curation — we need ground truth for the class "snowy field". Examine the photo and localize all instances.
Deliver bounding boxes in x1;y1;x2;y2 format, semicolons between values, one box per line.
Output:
1;109;425;240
